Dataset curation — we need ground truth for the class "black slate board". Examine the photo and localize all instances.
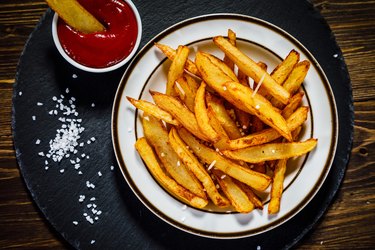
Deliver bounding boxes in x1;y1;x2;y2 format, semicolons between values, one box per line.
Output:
12;0;353;249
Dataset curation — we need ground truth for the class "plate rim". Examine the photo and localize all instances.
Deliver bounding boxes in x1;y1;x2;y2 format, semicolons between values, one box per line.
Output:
111;13;339;239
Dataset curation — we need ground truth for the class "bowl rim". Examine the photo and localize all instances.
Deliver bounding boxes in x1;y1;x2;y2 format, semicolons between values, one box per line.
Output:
51;0;142;73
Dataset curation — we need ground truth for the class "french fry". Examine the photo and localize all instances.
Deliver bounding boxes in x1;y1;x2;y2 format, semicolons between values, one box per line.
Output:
154;43;200;76
195;51;292;141
194;82;220;142
168;128;230;207
150;91;210;141
223;29;236;70
212;169;255;213
142;115;206;199
223;138;318;163
206;93;242;139
178;128;271;191
227;106;309;150
46;0;105;34
267;158;287;214
127;97;179;126
272;61;310;108
213;36;291;104
174;74;197;112
281;91;304;119
223;81;292;141
233;179;263;209
271;49;300;84
268;125;303;213
135;137;208;209
166;45;190;96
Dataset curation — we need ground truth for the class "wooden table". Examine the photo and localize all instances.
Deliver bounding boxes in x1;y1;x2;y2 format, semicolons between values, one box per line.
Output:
0;0;374;248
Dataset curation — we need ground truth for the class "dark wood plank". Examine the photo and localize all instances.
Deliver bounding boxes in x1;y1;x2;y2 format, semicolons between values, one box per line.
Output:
0;0;374;249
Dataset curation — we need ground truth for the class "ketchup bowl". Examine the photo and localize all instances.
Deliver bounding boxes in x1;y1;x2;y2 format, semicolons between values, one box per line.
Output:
52;0;142;73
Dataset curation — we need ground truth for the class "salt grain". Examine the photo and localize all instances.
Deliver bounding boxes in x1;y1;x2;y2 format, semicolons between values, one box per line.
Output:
79;195;85;202
98;171;102;177
32;116;36;121
35;139;41;145
37;102;43;106
72;221;78;225
207;160;216;171
91;103;95;107
18;91;22;96
90;240;95;244
72;74;78;79
333;54;338;58
59;169;65;173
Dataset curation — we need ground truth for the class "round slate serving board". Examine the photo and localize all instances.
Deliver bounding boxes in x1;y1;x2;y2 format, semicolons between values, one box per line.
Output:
12;0;353;249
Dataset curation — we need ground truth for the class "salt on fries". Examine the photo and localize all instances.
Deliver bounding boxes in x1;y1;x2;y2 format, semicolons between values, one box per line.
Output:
130;29;317;213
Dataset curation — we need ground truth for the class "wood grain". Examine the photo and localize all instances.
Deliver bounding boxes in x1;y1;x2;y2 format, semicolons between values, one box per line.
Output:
0;0;374;249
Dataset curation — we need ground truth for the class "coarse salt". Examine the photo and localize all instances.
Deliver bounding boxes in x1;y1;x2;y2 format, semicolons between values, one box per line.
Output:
207;160;216;171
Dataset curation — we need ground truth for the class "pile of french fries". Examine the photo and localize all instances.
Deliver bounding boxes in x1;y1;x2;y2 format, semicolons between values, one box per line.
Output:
129;29;317;214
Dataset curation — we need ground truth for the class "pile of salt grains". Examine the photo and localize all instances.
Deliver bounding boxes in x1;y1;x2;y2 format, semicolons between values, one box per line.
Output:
27;85;115;245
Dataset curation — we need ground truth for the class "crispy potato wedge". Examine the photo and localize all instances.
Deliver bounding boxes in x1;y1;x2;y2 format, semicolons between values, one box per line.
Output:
150;91;210;141
213;36;290;104
135;137;208;209
227;106;309;150
212;169;255;213
166;45;190;96
169;128;230;207
142;115;206;199
194;82;220;142
154;43;200;76
46;0;105;34
127;97;179;126
178;128;271;191
223;138;318;163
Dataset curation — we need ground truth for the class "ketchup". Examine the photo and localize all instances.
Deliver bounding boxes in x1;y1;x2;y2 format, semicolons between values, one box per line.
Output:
57;0;138;68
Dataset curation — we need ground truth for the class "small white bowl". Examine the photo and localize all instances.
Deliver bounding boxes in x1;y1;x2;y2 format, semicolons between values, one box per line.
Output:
52;0;142;73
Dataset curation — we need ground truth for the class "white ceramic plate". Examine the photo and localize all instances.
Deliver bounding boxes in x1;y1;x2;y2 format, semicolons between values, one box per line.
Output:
112;14;338;239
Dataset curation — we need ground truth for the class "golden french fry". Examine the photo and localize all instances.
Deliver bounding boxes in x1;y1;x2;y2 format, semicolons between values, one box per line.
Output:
227;106;309;150
272;60;310;108
281;91;304;119
46;0;105;34
271;49;300;84
212;169;255;213
223;138;318;163
195;51;291;141
166;45;190;96
223;29;236;70
194;82;220;142
150;91;210;141
135;138;208;209
174;75;197;112
127;97;179;126
233;179;263;209
223;81;292;141
178;128;271;191
213;36;290;104
206;93;242;140
142;115;206;199
154;43;200;76
268;123;303;213
268;158;287;214
169;128;230;207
